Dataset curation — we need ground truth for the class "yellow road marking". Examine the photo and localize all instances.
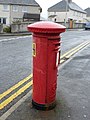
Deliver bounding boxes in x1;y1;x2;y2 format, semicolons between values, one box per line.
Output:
60;59;65;64
60;41;89;59
65;41;90;58
0;74;33;100
0;80;33;110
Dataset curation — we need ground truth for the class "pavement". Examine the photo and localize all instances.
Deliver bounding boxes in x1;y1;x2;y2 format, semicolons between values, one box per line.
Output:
0;29;84;37
1;40;90;120
0;32;31;36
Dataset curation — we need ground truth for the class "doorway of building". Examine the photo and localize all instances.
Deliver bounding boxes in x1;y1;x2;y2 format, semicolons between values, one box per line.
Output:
70;19;73;28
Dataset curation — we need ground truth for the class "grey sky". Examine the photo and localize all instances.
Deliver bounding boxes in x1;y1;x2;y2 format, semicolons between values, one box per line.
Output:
35;0;90;18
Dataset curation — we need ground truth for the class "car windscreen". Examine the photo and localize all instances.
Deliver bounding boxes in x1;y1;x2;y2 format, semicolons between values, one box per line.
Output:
86;23;90;26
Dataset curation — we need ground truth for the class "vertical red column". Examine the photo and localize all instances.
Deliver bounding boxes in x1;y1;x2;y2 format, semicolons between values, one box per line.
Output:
28;21;66;110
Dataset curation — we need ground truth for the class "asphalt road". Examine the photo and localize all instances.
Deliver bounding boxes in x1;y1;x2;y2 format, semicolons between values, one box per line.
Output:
0;30;90;94
0;36;32;93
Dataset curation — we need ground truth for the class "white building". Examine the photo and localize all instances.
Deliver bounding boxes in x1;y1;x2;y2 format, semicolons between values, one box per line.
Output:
48;0;86;25
0;0;42;25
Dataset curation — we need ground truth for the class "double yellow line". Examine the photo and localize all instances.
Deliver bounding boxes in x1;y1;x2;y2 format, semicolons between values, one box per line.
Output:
60;41;90;64
0;75;33;110
0;41;90;110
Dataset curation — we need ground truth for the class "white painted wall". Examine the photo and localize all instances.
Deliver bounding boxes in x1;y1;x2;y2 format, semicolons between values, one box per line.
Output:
48;9;87;23
68;9;86;23
0;4;41;25
0;5;10;25
48;12;66;22
86;17;90;22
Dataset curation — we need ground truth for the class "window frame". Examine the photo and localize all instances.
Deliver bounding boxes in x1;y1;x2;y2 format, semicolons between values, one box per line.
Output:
22;6;27;12
0;18;6;24
3;5;9;11
12;5;18;12
3;18;6;24
0;18;1;23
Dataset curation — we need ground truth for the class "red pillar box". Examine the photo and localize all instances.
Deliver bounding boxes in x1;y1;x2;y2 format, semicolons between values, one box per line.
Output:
28;21;66;110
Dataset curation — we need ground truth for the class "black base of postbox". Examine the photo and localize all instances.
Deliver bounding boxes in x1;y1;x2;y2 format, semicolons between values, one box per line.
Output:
32;100;56;111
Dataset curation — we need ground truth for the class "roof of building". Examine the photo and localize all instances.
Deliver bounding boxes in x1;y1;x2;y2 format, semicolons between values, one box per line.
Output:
48;0;86;14
0;0;40;6
48;0;67;12
85;8;90;17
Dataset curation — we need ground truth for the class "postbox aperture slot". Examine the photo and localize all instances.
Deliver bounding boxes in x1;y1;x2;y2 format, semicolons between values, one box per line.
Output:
55;43;60;47
33;43;36;57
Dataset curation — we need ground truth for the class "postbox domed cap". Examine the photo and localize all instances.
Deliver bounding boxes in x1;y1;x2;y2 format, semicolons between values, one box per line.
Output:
28;21;66;34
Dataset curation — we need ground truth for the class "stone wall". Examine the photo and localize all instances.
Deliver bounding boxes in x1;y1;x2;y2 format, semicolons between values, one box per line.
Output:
11;22;33;33
10;22;85;33
57;22;85;29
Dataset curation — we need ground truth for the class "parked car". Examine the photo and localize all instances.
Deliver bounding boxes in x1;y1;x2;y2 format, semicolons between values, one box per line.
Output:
85;22;90;30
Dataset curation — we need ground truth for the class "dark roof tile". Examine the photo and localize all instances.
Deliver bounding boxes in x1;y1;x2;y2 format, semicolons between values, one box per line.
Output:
48;0;86;14
69;2;86;13
48;0;68;12
85;8;90;17
0;0;40;6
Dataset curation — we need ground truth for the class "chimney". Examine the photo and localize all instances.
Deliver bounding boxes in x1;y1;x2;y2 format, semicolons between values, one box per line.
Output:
68;0;72;3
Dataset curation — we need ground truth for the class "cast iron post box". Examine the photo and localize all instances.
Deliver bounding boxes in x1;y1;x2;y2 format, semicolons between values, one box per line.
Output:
28;21;66;110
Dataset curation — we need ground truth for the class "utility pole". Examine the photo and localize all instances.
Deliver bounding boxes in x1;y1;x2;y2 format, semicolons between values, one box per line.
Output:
10;4;11;25
65;0;68;26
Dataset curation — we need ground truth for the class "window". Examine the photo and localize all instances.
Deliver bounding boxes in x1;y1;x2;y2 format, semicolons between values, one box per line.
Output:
54;18;56;22
3;18;6;24
79;13;80;17
0;18;6;24
22;6;27;12
73;11;75;16
78;13;80;17
82;14;83;17
0;18;1;23
3;5;9;11
74;11;76;16
54;12;56;15
13;5;18;12
76;12;78;16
